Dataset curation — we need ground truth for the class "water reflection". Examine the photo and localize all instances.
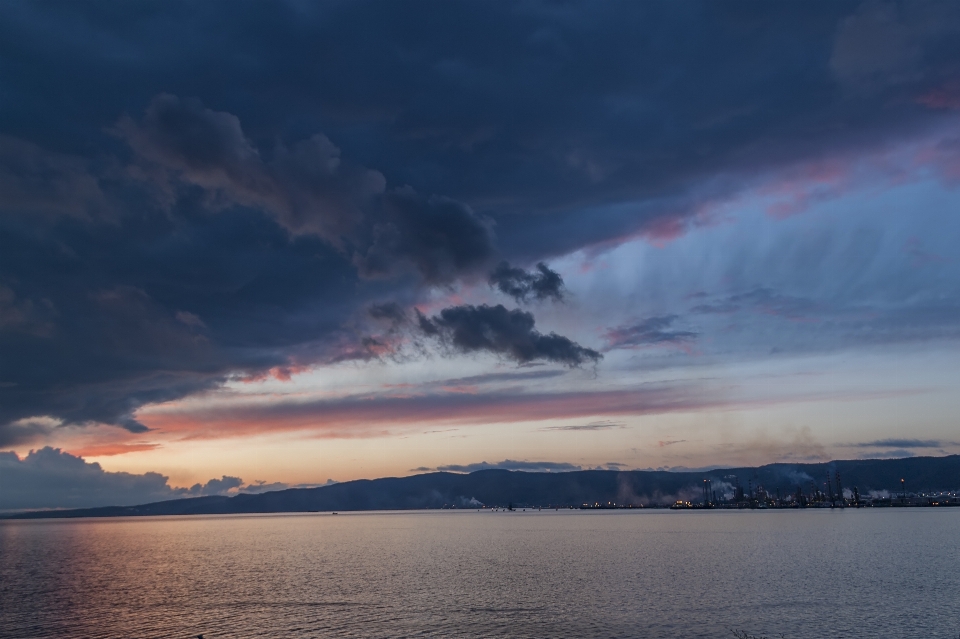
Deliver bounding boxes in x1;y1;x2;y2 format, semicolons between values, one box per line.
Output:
1;509;958;638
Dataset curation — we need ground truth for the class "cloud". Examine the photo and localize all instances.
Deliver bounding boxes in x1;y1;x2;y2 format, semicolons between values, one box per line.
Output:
2;2;960;456
355;191;495;283
116;94;378;241
0;277;237;437
67;442;160;457
851;438;948;449
136;377;920;444
433;459;582;473
0;92;504;440
917;80;960;111
0;284;55;338
368;302;408;324
645;465;732;474
541;420;624;432
436;369;567;387
175;310;206;328
489;261;565;303
0;135;108;219
418;304;601;367
691;288;818;321
604;315;697;350
186;475;242;496
0;447;241;512
117;94;495;283
0;416;62;448
239;479;337;494
860;449;916;460
0;144;381;438
710;425;831;465
5;2;960;264
239;481;290;494
658;439;687;448
138;380;726;440
830;1;960;92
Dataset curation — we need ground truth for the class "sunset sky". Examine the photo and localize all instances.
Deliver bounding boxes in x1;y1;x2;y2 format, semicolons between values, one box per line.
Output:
3;1;960;509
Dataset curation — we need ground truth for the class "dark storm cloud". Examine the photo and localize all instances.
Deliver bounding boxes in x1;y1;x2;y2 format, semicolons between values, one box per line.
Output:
354;191;495;282
0;183;371;438
489;261;564;303
605;315;697;350
3;2;958;258
1;1;960;443
118;94;495;283
418;304;601;367
0;135;108;219
0;91;495;437
0;417;59;448
368;302;407;324
0;447;241;511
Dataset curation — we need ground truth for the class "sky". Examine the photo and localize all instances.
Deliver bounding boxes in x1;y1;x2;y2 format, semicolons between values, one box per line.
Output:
3;0;960;510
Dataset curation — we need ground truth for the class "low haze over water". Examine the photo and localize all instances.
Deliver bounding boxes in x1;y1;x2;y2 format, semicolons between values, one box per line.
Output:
2;510;958;639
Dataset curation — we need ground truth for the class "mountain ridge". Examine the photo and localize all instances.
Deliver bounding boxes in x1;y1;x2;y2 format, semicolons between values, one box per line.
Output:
6;454;959;519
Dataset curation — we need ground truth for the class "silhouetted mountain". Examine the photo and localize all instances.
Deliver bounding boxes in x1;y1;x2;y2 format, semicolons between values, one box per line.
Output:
6;455;959;519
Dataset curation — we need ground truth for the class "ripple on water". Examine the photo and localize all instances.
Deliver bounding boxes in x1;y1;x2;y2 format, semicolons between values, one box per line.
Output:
1;509;959;639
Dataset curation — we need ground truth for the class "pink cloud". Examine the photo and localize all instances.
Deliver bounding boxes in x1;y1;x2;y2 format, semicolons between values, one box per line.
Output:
589;119;960;251
238;364;313;383
760;158;852;219
913;136;960;184
440;385;479;394
139;383;725;441
917;80;960;110
639;215;687;247
903;236;949;267
67;442;160;457
135;380;931;444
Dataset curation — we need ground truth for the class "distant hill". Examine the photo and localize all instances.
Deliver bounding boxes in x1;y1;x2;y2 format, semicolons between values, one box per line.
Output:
6;455;959;519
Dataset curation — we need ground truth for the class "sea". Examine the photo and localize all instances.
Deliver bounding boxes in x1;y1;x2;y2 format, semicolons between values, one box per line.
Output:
1;508;958;639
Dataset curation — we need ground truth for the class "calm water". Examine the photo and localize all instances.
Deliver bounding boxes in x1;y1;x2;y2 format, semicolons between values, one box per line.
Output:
1;509;958;639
